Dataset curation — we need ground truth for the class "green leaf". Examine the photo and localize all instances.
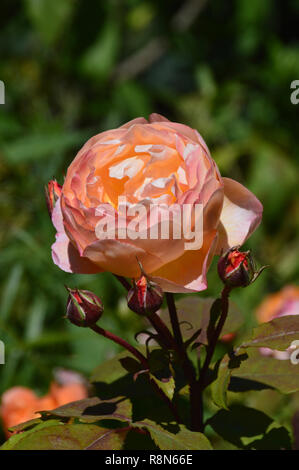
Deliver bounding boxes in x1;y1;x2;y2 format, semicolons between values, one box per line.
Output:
2;423;130;450
134;420;212;450
232;348;299;393
9;418;44;433
242;425;292;450
91;351;177;424
83;427;131;450
0;264;23;323
211;359;231;410
25;0;75;45
207;405;291;449
1;420;61;450
3;130;88;164
160;296;243;345
80;22;119;80
40;396;132;424
241;315;299;351
211;352;249;409
150;374;175;401
148;349;175;401
90;350;137;384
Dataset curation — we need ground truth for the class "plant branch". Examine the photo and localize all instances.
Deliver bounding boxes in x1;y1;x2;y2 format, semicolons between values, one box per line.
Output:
113;274;131;291
197;285;231;430
165;293;185;352
166;293;202;431
91;324;148;368
147;312;177;350
165;293;195;381
90;324;181;423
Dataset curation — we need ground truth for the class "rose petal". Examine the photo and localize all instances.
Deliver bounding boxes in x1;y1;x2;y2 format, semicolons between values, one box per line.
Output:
51;198;101;274
216;177;263;253
149;113;170;123
51;233;102;274
150;230;218;293
120;117;148;128
83;238;164;277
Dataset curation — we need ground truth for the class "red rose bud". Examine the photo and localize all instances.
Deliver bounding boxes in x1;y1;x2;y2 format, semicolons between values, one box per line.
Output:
66;287;103;327
218;247;267;288
45;180;62;217
127;275;163;316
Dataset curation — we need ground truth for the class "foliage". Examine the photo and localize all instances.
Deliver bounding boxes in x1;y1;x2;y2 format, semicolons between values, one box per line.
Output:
1;296;298;449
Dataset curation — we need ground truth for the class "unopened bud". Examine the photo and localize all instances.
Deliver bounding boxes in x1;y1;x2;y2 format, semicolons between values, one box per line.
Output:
218;246;267;288
66;287;103;327
45;180;62;217
127;276;163;316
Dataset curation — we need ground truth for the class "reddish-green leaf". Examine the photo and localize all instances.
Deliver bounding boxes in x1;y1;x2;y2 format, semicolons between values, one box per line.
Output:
207;405;291;449
211;353;249;408
90;350;139;384
211;357;231;409
2;423;130;450
232;348;299;394
241;315;299;351
40;396;132;423
134;419;212;450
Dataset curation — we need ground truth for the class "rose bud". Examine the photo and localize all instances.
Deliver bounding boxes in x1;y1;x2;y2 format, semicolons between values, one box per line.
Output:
45;180;62;217
218;246;267;288
65;287;103;327
127;275;163;316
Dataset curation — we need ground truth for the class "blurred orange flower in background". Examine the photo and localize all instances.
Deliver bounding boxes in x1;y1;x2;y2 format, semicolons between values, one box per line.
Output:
256;285;299;323
0;381;87;438
256;285;299;361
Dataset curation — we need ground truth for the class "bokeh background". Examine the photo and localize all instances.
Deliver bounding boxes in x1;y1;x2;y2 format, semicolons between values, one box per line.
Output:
0;0;298;443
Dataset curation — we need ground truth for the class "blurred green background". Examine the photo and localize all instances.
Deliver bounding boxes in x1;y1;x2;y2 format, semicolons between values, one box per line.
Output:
0;0;298;437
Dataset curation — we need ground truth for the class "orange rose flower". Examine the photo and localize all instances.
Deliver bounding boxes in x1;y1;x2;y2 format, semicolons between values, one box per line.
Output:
0;382;87;438
50;114;262;292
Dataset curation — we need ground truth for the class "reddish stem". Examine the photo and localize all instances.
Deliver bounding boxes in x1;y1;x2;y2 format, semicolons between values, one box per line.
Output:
166;293;200;431
91;324;148;369
113;274;131;291
196;285;231;430
147;312;177;350
90;323;182;423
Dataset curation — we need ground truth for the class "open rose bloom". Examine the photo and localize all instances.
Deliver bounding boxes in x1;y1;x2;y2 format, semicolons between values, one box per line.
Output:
51;114;262;292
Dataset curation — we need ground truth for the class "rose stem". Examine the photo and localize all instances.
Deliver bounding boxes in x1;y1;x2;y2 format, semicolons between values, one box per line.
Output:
147;312;177;350
113;274;131;291
197;285;231;431
165;293;184;350
109;275;183;423
166;293;201;431
165;293;195;381
90;324;148;368
90;323;182;423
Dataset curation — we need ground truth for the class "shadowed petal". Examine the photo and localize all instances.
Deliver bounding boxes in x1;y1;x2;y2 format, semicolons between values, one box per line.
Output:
216;177;263;253
52;233;102;274
51;198;101;274
150;230;218;293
